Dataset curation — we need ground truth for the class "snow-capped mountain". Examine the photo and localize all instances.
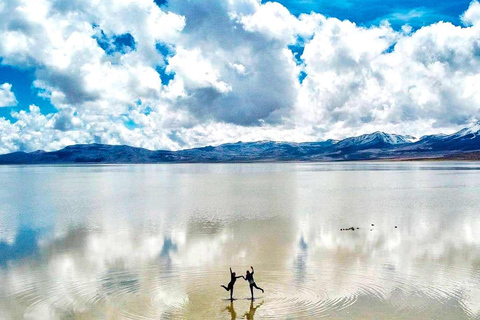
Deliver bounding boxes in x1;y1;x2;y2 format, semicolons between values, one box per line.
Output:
413;122;480;152
417;122;480;141
335;132;416;149
446;122;480;139
1;124;480;164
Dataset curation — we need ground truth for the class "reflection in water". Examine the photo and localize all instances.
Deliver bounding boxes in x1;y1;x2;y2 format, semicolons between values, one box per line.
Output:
223;300;263;320
0;228;39;266
224;300;237;320
0;163;480;319
160;237;178;258
244;300;263;320
102;269;140;296
293;236;308;284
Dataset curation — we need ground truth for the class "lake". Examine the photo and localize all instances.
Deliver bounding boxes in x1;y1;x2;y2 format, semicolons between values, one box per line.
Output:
1;162;480;319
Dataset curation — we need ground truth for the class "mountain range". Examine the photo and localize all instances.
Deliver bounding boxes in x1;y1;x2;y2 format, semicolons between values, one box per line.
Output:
2;123;480;164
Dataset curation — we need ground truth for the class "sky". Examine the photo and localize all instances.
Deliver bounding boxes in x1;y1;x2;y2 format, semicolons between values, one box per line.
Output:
0;0;479;153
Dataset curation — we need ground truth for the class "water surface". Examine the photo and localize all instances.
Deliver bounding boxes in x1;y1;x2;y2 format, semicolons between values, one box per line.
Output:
1;162;480;319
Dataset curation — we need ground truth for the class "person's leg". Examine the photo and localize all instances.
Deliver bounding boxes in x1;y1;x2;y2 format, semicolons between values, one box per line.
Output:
230;287;234;300
221;285;229;291
250;284;254;300
253;283;264;293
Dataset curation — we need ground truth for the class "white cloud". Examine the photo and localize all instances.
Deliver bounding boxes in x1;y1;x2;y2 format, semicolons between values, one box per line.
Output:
297;4;480;137
229;62;246;75
462;0;480;26
0;105;92;154
239;1;320;43
167;47;232;93
0;83;17;107
0;0;479;153
0;0;185;115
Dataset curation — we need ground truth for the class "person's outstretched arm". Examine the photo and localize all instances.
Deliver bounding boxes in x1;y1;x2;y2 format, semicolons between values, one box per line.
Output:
230;267;233;274
251;266;254;275
236;275;245;279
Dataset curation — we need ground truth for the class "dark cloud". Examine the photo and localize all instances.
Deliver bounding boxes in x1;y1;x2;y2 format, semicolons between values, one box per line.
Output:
165;0;298;125
36;69;99;105
53;109;81;131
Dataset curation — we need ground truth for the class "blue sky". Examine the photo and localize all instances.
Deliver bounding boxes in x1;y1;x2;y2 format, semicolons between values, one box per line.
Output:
0;65;56;121
272;0;471;28
0;0;479;153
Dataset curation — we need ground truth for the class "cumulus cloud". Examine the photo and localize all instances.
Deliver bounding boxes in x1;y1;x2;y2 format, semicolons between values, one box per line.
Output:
238;1;321;43
0;105;91;154
167;47;232;93
462;0;480;26
0;0;479;153
163;0;301;125
0;83;17;107
0;0;184;113
297;2;480;137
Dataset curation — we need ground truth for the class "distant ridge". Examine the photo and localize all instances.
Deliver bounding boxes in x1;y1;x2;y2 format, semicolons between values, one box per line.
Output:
2;123;480;164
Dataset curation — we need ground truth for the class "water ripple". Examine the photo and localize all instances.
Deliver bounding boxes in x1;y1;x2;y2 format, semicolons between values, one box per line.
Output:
2;262;480;319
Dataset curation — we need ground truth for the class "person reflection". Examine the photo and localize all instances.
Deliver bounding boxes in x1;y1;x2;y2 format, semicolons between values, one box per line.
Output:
224;300;237;320
244;300;263;320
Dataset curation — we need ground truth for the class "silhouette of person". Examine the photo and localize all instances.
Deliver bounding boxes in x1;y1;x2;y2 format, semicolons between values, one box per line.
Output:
221;267;244;300
244;266;264;300
224;300;237;320
244;300;263;320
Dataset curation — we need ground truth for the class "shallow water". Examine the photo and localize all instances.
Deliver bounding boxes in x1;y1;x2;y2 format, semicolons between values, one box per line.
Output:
1;162;480;319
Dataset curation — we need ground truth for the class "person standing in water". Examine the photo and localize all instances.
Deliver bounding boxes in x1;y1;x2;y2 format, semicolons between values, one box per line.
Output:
244;266;264;300
221;267;244;300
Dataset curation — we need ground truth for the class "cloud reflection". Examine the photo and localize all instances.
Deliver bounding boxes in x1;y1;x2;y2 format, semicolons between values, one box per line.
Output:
1;163;480;319
0;228;39;267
